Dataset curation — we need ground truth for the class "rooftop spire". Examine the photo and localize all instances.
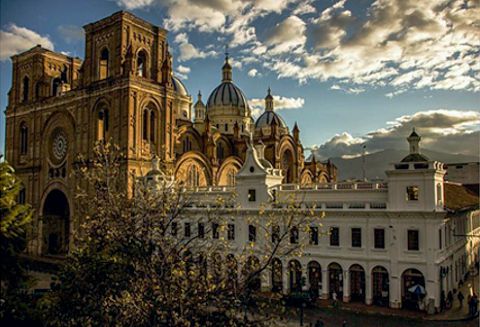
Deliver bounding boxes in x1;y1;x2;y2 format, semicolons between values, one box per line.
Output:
407;127;421;154
265;87;274;111
222;44;232;82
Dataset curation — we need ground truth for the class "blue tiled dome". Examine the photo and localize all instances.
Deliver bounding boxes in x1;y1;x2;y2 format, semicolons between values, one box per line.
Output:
255;110;287;129
206;81;249;113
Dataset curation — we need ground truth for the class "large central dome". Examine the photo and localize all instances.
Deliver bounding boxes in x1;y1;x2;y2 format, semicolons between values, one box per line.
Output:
206;53;250;117
207;82;248;112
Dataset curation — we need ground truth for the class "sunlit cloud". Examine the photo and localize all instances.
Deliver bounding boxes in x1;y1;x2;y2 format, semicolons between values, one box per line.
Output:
0;24;54;60
312;109;480;160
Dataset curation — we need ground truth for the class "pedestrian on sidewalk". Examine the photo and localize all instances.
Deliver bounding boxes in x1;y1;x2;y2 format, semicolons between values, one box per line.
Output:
447;291;453;308
342;320;347;327
468;295;472;316
472;293;478;316
332;291;338;309
314;319;324;327
440;291;446;312
457;291;464;308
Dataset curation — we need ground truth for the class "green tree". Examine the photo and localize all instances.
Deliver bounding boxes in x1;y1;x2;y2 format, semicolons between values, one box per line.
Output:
45;143;323;326
0;159;34;322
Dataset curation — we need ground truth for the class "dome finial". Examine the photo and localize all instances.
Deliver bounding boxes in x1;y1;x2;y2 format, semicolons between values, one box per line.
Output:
407;127;421;154
265;87;274;111
222;44;232;82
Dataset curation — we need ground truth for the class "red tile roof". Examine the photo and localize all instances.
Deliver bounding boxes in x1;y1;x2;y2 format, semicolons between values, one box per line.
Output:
444;182;479;211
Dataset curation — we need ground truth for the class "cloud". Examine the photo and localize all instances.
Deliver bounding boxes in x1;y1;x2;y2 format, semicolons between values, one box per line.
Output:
265;15;306;54
0;24;54;61
312;109;480;160
292;0;316;15
115;0;154;10
177;65;190;74
249;95;304;113
175;64;190;79
385;89;406;98
174;33;217;61
112;0;480;94
57;25;84;44
248;68;258;77
330;84;365;94
310;0;353;49
269;0;480;92
164;0;243;33
253;0;295;13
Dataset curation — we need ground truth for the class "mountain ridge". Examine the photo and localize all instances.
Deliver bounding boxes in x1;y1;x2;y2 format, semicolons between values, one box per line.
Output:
312;148;478;181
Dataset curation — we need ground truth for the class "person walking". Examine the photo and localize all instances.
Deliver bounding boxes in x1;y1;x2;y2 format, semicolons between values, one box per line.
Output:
440;290;446;312
447;291;453;309
332;291;338;308
342;320;347;327
468;295;473;316
473;293;479;316
458;291;464;308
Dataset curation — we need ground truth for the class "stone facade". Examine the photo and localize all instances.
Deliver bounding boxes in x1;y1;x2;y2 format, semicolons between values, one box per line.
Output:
156;131;479;313
4;11;336;256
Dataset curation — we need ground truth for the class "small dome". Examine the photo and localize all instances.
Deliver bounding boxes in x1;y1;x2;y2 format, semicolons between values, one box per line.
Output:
265;87;273;101
172;75;188;96
206;82;249;113
255;110;287;129
194;91;205;109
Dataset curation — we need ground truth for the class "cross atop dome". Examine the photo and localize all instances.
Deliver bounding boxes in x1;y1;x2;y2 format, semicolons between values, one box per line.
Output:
222;44;232;82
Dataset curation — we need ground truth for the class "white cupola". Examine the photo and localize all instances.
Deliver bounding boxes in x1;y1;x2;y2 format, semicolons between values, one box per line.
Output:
235;134;283;209
386;129;445;212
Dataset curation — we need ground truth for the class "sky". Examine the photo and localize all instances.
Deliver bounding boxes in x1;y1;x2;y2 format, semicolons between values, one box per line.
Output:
0;0;479;160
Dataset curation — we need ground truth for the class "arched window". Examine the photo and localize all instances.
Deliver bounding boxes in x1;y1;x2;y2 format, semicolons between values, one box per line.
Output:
35;82;42;99
281;150;294;183
217;143;224;160
22;76;29;102
183;137;192;152
143;110;148;140
20;123;28;154
290;226;299;244
150;110;155;142
137;50;147;77
18;186;26;204
188;165;199;188
97;107;109;141
61;65;68;83
99;48;109;80
52;78;62;96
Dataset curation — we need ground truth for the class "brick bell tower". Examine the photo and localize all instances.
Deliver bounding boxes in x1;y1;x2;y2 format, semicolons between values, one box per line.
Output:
4;11;182;256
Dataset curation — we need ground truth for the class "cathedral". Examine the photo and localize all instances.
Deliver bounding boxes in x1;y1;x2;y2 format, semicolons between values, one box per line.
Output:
4;11;336;256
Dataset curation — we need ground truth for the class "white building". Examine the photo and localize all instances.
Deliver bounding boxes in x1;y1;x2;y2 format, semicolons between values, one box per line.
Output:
445;162;479;186
147;130;480;314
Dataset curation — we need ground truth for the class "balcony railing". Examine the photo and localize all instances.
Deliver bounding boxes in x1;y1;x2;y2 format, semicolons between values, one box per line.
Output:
276;181;388;191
